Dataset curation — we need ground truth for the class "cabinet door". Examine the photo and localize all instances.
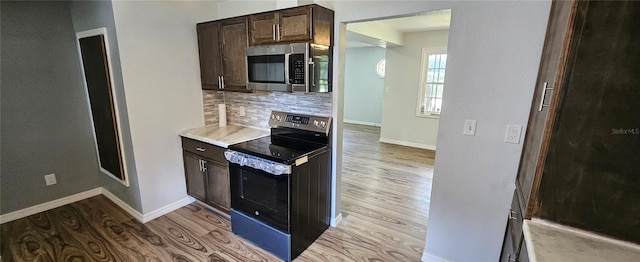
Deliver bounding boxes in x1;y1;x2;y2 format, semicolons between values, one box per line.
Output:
278;7;312;43
220;17;248;90
499;222;516;262
249;12;278;45
196;22;223;90
519;240;530;262
514;0;577;217
184;153;206;202
205;161;231;212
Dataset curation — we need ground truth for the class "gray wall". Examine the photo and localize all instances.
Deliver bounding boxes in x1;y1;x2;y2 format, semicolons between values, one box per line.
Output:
344;47;385;126
69;0;142;212
0;1;100;213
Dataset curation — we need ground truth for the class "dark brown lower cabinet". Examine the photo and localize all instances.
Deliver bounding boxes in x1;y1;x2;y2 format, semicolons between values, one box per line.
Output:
499;225;515;262
519;241;529;262
500;191;525;262
184;153;207;202
182;137;230;213
205;161;230;211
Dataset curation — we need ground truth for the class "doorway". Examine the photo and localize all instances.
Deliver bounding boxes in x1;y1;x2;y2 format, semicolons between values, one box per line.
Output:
339;9;451;260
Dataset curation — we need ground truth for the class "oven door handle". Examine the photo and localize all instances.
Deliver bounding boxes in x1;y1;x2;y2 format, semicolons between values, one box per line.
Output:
225;150;292;175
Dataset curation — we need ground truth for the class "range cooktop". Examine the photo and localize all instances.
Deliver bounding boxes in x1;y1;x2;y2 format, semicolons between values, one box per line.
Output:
228;136;327;165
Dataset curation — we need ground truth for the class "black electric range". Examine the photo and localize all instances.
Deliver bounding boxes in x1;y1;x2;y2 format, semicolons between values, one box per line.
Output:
225;111;332;261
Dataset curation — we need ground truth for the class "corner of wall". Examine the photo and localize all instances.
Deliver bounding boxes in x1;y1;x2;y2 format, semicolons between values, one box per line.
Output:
421;252;449;262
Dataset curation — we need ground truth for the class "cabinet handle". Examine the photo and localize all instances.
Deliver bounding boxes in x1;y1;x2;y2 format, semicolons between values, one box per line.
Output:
276;24;281;41
508;209;518;220
221;76;225;89
507;253;516;262
273;24;276;40
202;162;207;173
538;81;554;111
218;76;221;89
198;159;203;172
196;147;206;152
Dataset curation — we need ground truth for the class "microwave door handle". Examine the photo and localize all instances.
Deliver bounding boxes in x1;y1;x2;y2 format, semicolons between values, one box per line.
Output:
309;59;315;89
284;53;291;85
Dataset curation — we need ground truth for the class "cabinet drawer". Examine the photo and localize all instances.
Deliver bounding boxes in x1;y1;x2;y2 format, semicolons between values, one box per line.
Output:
508;190;524;252
181;137;227;164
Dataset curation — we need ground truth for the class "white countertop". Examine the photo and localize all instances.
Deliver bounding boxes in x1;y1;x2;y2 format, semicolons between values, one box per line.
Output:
180;124;269;148
523;219;640;262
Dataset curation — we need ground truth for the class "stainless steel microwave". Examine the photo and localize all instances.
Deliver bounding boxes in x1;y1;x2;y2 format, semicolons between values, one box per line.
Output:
246;43;331;92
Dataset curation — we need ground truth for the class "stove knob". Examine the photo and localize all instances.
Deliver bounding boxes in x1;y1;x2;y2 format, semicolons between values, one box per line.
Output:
320;121;326;128
271;114;275;120
313;120;320;127
276;115;282;121
255;210;260;216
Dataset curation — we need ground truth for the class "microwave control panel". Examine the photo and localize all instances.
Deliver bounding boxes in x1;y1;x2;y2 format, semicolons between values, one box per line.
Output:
290;54;305;84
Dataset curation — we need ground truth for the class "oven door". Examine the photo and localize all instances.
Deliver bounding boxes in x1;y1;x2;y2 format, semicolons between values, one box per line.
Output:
229;162;290;232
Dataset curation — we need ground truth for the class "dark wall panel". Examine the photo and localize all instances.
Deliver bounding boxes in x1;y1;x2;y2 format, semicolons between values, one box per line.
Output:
79;35;124;180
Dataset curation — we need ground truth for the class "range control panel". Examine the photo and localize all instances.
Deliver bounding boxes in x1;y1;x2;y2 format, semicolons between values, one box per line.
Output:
269;111;331;135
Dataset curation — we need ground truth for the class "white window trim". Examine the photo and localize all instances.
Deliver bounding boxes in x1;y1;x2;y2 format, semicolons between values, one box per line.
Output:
416;47;447;118
375;59;385;78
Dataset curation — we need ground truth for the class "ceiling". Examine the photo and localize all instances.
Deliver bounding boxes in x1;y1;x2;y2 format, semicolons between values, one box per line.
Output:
346;9;451;48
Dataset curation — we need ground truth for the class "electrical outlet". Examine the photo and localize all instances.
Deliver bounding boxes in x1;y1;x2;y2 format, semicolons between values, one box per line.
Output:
505;125;522;144
463;120;477;136
44;173;57;186
239;106;246;116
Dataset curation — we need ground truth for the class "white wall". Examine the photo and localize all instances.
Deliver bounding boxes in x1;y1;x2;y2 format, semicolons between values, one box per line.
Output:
380;30;448;150
344;47;386;126
423;2;549;260
327;1;551;261
110;1;217;214
347;22;404;46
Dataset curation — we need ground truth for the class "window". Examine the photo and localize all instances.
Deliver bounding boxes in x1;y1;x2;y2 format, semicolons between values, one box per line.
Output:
376;59;385;78
417;48;447;116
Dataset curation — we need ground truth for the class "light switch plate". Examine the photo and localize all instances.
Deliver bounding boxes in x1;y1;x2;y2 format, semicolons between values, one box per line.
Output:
463;120;477;136
505;124;522;144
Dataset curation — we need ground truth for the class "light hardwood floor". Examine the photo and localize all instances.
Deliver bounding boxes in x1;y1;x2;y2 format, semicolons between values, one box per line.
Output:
1;123;435;261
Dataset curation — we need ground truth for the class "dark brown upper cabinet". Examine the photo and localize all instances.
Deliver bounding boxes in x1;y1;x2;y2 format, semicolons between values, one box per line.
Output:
197;17;249;92
248;4;333;46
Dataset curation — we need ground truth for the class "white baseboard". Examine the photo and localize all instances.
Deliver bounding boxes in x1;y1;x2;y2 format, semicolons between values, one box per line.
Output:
343;119;381;127
379;138;436;151
141;197;193;223
0;187;193;225
0;188;102;224
422;252;449;262
330;212;343;227
100;188;144;222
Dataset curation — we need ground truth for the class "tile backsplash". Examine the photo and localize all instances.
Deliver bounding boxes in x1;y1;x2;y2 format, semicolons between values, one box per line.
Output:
202;90;332;129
